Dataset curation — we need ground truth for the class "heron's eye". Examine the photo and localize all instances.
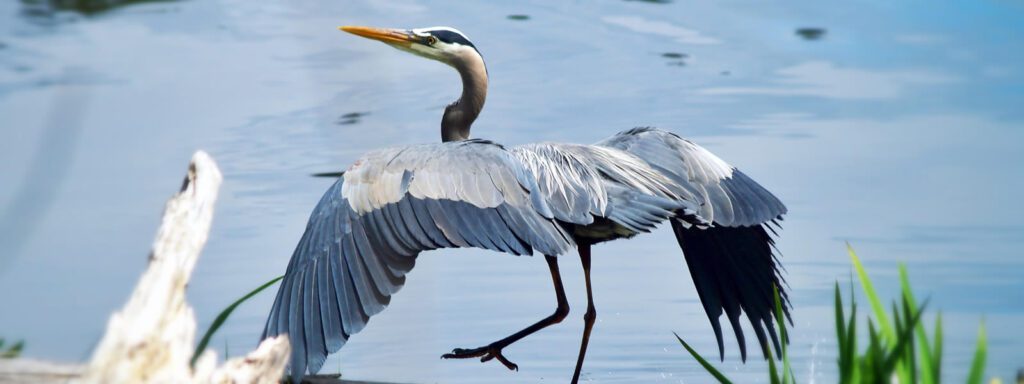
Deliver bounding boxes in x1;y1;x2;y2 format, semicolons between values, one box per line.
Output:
426;36;438;45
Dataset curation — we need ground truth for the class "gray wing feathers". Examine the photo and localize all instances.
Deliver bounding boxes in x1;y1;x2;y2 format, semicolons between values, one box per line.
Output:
598;127;786;226
511;144;608;225
263;140;575;380
511;142;701;231
605;184;686;233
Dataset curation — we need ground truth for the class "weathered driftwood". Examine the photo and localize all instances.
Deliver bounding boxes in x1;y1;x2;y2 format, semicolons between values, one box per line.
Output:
0;358;82;384
0;151;289;383
0;151;421;384
75;151;291;383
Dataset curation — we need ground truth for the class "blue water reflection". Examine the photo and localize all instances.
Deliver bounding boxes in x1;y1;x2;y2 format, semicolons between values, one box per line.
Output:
1;0;1022;382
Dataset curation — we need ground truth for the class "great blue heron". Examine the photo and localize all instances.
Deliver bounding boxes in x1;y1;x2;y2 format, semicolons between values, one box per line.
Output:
262;25;789;383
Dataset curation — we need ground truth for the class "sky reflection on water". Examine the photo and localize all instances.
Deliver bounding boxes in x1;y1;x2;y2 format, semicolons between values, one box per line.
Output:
1;0;1022;382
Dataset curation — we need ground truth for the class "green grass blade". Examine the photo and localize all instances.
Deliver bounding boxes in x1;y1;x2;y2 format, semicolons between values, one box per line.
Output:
191;275;284;367
835;282;846;350
845;290;858;384
883;299;927;379
867;320;883;381
847;244;895;342
892;302;913;384
966;321;987;384
899;265;935;384
933;313;943;381
901;297;918;384
766;344;781;384
834;283;853;384
0;340;23;359
674;332;734;384
774;285;792;384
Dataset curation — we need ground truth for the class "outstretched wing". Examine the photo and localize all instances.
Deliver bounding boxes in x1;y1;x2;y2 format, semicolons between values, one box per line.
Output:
263;140;575;379
599;127;789;361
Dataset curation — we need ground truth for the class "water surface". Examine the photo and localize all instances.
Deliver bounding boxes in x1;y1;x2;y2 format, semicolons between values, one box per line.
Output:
1;0;1022;382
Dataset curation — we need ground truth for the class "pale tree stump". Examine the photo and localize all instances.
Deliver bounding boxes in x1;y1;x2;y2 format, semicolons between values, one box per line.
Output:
0;151;290;383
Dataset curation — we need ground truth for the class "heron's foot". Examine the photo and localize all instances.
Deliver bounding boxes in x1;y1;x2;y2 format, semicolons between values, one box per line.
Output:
441;344;519;371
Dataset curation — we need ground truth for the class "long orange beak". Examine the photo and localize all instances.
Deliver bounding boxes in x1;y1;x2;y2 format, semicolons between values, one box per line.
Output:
339;25;416;46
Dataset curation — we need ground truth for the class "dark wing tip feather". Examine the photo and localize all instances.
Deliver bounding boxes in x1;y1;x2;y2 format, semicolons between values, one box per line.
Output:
671;219;789;361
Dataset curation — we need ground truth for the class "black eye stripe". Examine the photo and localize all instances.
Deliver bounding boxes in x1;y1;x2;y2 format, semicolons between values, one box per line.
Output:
429;30;476;49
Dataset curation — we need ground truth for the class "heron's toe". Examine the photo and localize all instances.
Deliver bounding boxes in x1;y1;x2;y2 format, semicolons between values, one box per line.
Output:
480;347;518;371
441;346;486;359
442;344;519;371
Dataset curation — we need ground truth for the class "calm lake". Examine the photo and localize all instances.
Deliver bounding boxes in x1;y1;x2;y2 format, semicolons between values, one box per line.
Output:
1;0;1022;382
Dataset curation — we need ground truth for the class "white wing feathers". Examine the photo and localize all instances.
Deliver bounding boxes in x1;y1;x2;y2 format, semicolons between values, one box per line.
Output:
598;127;787;227
511;142;702;230
342;143;534;215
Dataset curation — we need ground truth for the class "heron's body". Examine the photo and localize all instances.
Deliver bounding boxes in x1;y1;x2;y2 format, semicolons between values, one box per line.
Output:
263;25;790;383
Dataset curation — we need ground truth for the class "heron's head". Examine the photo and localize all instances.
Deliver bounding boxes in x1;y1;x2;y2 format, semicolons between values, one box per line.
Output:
340;25;482;69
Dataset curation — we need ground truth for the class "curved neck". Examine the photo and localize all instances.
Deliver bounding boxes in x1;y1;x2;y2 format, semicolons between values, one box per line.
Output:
441;50;488;142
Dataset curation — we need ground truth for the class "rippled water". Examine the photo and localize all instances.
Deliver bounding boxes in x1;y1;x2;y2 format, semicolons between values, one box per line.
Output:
2;0;1022;382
